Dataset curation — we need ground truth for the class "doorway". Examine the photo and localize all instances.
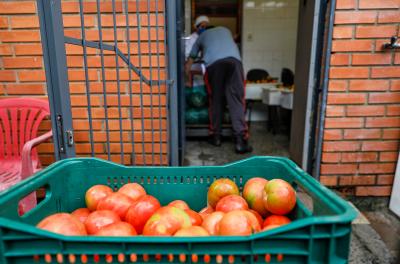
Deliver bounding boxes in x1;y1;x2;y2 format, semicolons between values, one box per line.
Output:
181;0;328;171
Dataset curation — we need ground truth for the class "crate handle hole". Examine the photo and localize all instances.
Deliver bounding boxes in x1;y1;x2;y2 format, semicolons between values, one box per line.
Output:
19;184;51;217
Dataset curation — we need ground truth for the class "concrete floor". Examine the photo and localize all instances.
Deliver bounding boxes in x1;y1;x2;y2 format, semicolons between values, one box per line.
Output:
184;122;399;264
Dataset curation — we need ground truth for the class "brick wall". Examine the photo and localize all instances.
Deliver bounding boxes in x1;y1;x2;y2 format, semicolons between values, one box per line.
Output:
0;1;168;166
320;0;400;196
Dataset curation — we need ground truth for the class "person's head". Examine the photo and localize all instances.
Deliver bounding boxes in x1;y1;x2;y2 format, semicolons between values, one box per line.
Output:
194;15;209;34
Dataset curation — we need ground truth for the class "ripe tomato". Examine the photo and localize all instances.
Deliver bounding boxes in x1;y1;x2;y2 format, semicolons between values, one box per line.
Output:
118;183;146;201
37;213;87;236
174;226;209;236
201;211;224;235
215;195;248;213
185;209;203;226
168;200;190;210
243;177;269;217
94;222;137;236
97;192;135;219
85;185;113;211
84;210;121;235
263;179;296;215
71;208;91;224
207;179;239;208
125;195;161;234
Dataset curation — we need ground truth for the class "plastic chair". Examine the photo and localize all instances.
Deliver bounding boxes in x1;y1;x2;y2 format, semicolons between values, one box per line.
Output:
0;98;53;214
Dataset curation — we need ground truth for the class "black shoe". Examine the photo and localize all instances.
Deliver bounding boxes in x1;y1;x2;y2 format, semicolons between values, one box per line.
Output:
235;137;253;154
208;134;222;147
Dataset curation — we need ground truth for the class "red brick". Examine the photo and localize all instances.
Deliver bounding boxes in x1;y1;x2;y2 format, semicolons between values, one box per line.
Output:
336;0;357;9
5;84;45;95
395;53;400;65
331;54;350;65
347;105;385;116
0;30;40;42
326;106;345;117
375;39;390;52
392;80;400;91
359;163;396;174
63;16;96;28
0;44;12;56
387;105;400;116
327;93;366;104
340;175;376;185
329;80;348;91
356;25;397;39
352;53;392;65
383;129;400;139
369;92;400;104
372;67;400;78
378;11;400;23
377;175;394;185
14;44;43;55
367;117;400;128
322;153;341;163
359;0;400;9
329;67;369;79
335;11;376;24
0;70;16;82
323;141;360;152
0;2;36;14
17;70;46;82
356;186;392;196
321;164;358;175
2;57;43;69
362;141;399;151
333;26;353;39
324;129;343;140
325;117;364;128
332;40;372;52
320;176;338;186
343;129;381;139
0;17;8;28
10;16;39;29
349;80;389;91
342;152;378;162
380;152;398;162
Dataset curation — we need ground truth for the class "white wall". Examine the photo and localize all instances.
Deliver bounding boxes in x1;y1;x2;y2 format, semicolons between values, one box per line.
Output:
242;0;299;79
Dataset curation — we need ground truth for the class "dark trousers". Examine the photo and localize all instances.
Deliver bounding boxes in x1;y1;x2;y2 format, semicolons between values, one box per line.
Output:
204;57;248;138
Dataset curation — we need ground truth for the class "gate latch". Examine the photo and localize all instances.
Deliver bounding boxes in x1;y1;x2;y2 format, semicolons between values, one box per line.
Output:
66;130;74;146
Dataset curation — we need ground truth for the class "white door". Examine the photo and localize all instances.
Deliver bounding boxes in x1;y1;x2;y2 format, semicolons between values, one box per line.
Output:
389;152;400;217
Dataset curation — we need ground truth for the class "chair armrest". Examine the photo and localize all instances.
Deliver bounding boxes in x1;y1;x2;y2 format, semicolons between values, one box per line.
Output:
21;130;53;179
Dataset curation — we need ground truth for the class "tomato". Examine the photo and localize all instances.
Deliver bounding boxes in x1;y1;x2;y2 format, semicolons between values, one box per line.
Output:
215;195;248;213
248;209;264;228
198;205;214;220
207;179;239;208
201;212;224;235
37;213;87;236
125;195;161;234
263;215;291;228
174;226;209;236
94;222;137;236
84;210;121;235
168;200;190;210
185;209;203;226
142;206;192;236
218;210;260;236
263;179;296;215
97;192;135;219
118;183;146;201
71;208;91;224
85;185;113;211
243;177;269;217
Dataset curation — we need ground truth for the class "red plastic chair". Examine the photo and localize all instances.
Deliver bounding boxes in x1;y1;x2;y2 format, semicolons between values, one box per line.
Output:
0;98;53;214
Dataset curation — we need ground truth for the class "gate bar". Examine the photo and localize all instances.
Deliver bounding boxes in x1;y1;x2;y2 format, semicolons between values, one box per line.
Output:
37;0;75;159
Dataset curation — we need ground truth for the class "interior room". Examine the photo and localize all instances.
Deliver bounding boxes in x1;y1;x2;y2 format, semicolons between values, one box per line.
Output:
183;0;299;165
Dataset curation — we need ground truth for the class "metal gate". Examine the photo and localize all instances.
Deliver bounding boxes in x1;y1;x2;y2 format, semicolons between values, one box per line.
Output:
37;0;179;165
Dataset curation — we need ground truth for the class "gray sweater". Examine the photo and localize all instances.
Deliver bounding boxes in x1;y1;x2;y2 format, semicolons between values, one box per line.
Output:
189;26;241;67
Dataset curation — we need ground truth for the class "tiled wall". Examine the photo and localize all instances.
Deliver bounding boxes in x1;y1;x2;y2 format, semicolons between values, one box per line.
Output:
242;0;299;79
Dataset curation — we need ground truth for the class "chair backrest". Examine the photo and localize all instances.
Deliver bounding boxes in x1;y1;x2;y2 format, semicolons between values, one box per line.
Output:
0;98;50;159
246;69;269;82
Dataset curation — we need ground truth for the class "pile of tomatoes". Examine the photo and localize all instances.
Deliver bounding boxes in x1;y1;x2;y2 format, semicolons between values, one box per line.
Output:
36;177;296;237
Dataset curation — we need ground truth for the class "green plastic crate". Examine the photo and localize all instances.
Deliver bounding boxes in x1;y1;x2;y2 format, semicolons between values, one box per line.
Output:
0;156;357;264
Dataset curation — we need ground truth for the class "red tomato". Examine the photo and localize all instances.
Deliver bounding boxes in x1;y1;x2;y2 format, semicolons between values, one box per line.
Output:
248;209;264;228
174;226;209;237
94;222;137;236
263;215;291;228
125;195;161;234
84;210;121;235
118;183;146;201
215;195;248;213
243;177;269;217
198;205;214;220
218;210;260;236
263;179;296;215
185;209;203;226
71;208;91;224
85;185;113;211
207;179;239;208
37;213;87;236
97;192;135;219
168;200;190;210
201;211;224;235
142;206;192;236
